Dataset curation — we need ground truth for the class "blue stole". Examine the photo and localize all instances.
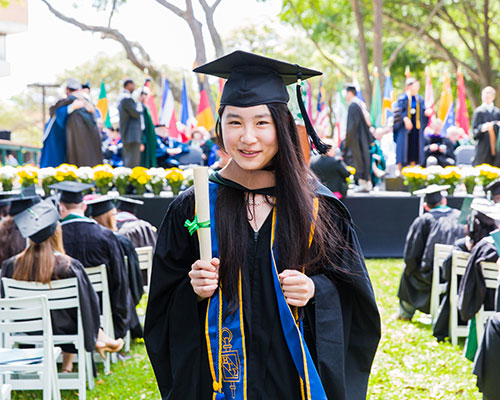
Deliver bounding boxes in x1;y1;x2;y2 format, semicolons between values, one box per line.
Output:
205;182;327;400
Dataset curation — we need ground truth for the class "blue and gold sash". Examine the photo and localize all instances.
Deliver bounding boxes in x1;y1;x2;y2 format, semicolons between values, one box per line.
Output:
204;182;326;400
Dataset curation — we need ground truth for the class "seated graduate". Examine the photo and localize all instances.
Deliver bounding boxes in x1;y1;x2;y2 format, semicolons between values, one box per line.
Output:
115;197;157;249
48;181;130;339
423;119;456;167
0;199;123;373
85;195;144;338
0;195;41;267
155;125;190;168
398;185;465;320
433;198;499;340
144;51;380;400
457;200;500;323
485;179;500;204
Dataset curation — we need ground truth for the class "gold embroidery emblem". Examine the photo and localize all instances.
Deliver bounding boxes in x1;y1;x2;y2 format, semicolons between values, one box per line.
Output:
221;327;240;399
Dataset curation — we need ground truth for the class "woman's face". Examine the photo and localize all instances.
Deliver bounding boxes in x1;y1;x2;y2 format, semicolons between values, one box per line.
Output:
221;105;278;171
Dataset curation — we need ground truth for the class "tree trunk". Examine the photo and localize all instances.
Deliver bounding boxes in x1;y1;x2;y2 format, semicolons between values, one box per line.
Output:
372;0;384;90
350;0;372;107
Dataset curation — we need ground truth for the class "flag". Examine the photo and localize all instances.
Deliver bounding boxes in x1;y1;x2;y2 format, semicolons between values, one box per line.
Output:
405;65;411;78
144;79;159;125
456;68;470;135
159;78;182;140
334;81;347;147
216;78;225;114
382;69;395;126
196;84;215;132
96;79;111;128
424;67;435;124
442;102;456;135
314;79;329;138
438;71;453;122
371;69;382;128
353;73;365;103
180;78;195;128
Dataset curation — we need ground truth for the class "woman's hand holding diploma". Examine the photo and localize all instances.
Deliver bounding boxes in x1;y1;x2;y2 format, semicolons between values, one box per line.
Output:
189;257;220;300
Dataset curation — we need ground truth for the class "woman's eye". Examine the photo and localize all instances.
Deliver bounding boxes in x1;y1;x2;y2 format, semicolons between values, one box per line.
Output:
228;120;241;125
257;121;270;126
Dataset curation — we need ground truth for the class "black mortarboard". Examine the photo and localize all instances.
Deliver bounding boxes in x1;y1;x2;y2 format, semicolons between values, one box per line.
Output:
8;195;41;217
486;179;500;197
48;181;94;204
193;50;330;154
85;195;115;217
115;196;144;215
413;184;450;205
14;199;60;244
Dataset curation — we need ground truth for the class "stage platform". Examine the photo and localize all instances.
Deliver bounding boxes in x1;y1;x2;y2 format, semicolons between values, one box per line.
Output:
134;191;468;259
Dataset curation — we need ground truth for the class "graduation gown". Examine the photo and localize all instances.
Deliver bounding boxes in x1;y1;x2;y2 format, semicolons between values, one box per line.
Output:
423;135;456;167
61;215;130;338
1;255;100;352
398;207;464;314
140;107;157;168
457;237;498;321
0;217;26;268
472;104;500;166
116;211;157;249
343;101;373;181
144;177;380;400
310;154;350;198
40;98;71;168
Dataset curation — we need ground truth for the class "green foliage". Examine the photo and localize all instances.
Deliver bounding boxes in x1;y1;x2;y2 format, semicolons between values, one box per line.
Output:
0;101;42;147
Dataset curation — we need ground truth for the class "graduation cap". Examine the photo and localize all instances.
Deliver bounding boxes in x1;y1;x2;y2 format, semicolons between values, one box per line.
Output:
470;198;500;221
48;181;94;204
486;179;500;198
406;77;418;87
66;78;82;91
193;50;330;154
115;196;144;215
85;195;115;217
413;184;450;206
344;83;357;93
8;195;41;217
14;199;60;244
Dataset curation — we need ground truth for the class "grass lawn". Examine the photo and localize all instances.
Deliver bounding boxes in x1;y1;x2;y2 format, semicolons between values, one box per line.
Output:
12;259;481;399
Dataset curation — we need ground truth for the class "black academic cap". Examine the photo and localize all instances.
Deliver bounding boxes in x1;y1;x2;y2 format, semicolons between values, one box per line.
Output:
48;181;94;204
8;195;42;217
21;185;37;197
413;184;450;206
85;195;115;217
193;50;330;154
14;199;60;244
115;196;144;214
486;179;500;197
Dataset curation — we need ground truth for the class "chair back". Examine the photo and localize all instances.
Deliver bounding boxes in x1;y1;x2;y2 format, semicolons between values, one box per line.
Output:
476;261;500;341
449;250;470;345
455;145;475;166
431;244;454;321
136;246;153;293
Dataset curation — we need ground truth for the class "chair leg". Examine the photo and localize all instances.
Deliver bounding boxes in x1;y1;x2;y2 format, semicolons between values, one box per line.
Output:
124;331;131;353
86;352;94;390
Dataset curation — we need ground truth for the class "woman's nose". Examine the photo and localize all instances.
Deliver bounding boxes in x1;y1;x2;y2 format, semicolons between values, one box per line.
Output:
240;127;258;144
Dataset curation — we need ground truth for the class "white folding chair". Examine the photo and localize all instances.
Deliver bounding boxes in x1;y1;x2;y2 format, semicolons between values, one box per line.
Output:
135;246;153;294
449;250;470;345
0;295;61;400
475;261;499;342
85;265;116;368
2;278;93;400
431;244;453;322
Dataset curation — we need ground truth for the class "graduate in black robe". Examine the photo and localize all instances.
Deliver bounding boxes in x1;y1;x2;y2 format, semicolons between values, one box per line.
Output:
472;86;500;166
398;185;465;319
145;51;380;400
115;196;157;249
49;182;131;339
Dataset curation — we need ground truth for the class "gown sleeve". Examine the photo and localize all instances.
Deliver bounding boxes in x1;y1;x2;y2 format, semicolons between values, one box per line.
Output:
304;196;381;400
116;234;144;306
403;216;429;276
144;188;211;399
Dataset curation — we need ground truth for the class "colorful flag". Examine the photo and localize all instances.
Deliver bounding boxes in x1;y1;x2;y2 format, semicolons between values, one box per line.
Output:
405;65;411;78
353;73;365;103
196;84;215;132
371;69;382;128
424;67;435;124
334;81;347;147
314;79;330;138
159;78;182;140
144;79;159;126
96;79;111;128
456;68;470;135
442;102;456;135
216;78;225;114
438;71;453;122
382;69;395;126
180;78;195;128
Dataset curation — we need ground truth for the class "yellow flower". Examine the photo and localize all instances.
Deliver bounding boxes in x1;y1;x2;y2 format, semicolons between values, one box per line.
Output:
346;166;356;176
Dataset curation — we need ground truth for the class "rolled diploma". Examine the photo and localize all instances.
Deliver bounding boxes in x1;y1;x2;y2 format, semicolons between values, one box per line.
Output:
193;167;212;261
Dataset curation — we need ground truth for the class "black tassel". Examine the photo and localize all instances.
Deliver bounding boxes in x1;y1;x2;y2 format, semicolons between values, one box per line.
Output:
295;81;331;155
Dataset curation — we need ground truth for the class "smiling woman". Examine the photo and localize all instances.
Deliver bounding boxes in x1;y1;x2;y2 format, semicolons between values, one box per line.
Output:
145;51;381;400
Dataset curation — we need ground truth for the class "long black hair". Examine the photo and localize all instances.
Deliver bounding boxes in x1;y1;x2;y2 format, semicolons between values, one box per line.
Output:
214;103;350;313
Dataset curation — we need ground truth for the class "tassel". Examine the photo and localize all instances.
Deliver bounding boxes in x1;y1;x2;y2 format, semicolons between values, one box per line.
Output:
295;70;331;155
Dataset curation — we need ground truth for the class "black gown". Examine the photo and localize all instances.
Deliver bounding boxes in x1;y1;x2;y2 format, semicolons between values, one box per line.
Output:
398;207;465;314
1;255;100;352
61;215;130;338
457;237;498;322
116;212;157;249
144;178;380;400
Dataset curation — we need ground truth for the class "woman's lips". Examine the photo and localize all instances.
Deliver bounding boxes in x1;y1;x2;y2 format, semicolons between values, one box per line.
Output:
238;150;261;158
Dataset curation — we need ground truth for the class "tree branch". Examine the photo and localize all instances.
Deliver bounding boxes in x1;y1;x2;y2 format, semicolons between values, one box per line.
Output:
199;0;224;57
386;0;444;70
107;0;118;28
153;0;187;19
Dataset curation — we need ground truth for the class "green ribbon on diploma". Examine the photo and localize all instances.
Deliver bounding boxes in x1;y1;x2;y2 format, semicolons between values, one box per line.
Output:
184;215;211;236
